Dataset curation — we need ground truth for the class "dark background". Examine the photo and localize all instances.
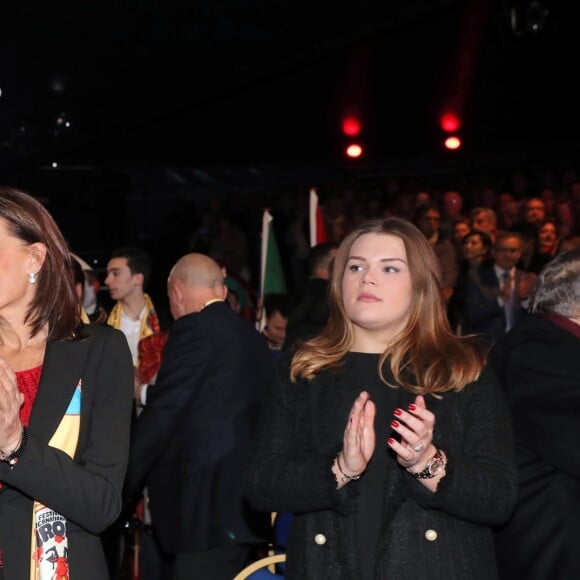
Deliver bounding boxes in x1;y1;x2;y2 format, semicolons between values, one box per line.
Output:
1;0;579;165
0;0;578;298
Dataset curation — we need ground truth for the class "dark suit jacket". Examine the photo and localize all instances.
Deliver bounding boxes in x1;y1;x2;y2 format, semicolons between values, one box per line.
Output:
125;301;274;554
490;315;580;579
245;355;517;580
465;264;527;345
0;324;133;579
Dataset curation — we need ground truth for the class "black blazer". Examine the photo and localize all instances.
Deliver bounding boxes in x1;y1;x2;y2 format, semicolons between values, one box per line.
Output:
0;324;133;579
245;355;517;580
125;301;274;554
490;315;580;579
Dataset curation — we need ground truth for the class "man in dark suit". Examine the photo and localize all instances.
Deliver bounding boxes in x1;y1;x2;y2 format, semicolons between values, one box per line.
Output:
490;247;580;579
464;231;535;345
125;253;273;580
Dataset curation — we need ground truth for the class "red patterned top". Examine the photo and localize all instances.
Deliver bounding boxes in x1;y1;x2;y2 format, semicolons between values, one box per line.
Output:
17;365;43;427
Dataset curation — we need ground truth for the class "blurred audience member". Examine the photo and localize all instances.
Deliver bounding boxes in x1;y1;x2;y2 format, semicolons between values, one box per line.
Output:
537;219;558;252
452;218;471;263
555;198;577;240
463;232;535;345
283;242;337;350
523;197;546;229
470;207;498;243
261;292;294;355
497;192;520;230
448;231;493;334
414;203;457;302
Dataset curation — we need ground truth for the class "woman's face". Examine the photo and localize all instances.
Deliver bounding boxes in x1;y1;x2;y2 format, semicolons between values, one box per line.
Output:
462;234;487;262
538;222;557;248
342;233;413;349
0;218;37;316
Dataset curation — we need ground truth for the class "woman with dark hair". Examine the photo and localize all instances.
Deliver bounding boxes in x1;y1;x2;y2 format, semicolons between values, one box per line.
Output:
448;230;493;334
491;247;580;579
527;217;560;273
0;187;133;579
246;217;517;579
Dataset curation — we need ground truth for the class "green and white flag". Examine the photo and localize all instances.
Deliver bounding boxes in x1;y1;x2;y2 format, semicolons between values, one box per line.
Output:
260;208;287;297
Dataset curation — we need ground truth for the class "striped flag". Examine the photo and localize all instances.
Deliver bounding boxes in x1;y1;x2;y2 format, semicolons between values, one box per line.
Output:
309;188;328;247
260;209;287;297
258;209;287;331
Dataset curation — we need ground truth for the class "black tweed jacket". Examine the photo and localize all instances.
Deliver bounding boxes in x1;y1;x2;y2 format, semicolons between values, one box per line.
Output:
245;354;517;580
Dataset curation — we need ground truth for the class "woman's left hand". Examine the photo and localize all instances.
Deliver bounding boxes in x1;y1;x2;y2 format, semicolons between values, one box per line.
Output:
387;394;436;471
0;358;24;455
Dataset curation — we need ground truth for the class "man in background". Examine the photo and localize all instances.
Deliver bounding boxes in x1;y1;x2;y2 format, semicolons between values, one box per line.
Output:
283;242;337;350
125;254;273;580
105;246;160;373
464;232;535;345
261;292;293;356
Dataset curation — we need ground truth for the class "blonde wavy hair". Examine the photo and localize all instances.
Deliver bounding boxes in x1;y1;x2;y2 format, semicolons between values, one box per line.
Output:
290;218;486;394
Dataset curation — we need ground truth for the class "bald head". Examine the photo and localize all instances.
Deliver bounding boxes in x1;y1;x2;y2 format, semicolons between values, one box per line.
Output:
168;253;227;318
170;253;225;288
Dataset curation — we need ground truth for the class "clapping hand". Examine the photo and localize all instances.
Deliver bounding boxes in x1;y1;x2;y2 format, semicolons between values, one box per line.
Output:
335;391;376;483
0;358;24;455
387;395;436;471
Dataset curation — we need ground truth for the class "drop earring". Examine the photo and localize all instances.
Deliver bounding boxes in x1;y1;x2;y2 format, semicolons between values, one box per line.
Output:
28;272;37;285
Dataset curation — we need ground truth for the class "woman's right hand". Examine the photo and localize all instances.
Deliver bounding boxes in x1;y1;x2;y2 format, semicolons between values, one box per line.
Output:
335;391;376;483
0;358;24;455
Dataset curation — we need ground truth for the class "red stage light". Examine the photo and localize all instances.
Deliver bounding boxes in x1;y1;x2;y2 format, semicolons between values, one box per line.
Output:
444;136;461;150
346;143;363;158
342;116;361;137
440;112;460;133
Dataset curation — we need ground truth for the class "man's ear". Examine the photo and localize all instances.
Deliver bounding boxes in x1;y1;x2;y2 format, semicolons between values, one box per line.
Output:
28;243;47;273
133;272;145;288
174;283;184;305
220;285;228;301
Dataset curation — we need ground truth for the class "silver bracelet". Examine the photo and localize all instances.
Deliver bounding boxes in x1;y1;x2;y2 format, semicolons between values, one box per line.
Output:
336;453;363;483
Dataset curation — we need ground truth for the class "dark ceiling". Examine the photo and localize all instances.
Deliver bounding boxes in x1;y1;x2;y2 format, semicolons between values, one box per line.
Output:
1;0;579;167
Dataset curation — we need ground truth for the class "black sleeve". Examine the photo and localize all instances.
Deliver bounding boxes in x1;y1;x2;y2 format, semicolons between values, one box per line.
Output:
0;330;134;534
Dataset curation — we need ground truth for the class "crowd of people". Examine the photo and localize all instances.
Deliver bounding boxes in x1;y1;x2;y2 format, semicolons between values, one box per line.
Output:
0;179;579;580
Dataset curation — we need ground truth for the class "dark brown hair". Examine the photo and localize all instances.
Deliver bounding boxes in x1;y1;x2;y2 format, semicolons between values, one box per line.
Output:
0;187;81;340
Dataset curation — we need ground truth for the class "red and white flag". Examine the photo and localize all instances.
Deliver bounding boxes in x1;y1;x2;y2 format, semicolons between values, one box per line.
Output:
309;188;328;248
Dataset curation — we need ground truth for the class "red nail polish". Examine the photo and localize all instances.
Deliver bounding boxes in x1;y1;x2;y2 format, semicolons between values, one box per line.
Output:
408;404;417;411
387;438;395;445
393;408;403;416
391;420;399;428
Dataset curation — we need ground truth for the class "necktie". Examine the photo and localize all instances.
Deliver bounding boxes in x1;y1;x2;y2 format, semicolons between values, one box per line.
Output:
502;271;515;331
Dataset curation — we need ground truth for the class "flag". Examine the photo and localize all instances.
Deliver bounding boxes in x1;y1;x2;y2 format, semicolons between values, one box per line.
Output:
309;188;328;247
260;209;287;297
258;209;286;331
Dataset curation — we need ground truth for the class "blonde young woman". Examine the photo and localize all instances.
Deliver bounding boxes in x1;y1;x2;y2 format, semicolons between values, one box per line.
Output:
246;218;517;580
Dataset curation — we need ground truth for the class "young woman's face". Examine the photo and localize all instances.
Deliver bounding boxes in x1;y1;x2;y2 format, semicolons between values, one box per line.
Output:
342;233;413;345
